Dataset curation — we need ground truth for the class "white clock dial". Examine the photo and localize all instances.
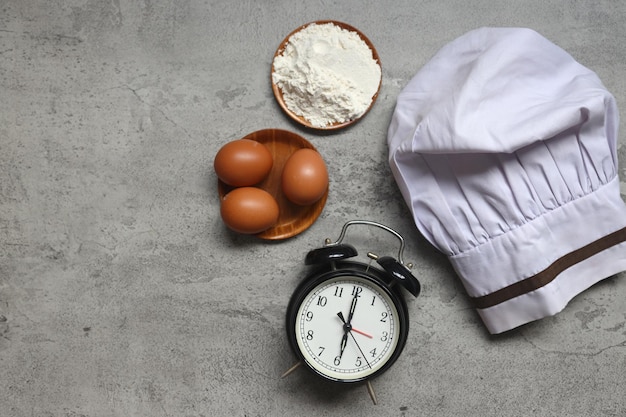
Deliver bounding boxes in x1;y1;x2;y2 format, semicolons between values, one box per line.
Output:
294;275;401;381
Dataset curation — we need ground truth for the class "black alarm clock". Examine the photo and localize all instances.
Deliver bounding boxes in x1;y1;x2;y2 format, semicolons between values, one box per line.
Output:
281;220;421;404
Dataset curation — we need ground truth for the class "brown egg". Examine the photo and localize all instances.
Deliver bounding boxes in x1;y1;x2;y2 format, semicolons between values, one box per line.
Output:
220;187;279;234
214;139;273;187
281;148;329;206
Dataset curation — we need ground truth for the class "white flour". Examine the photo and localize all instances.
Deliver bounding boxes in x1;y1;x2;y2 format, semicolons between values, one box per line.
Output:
272;23;382;128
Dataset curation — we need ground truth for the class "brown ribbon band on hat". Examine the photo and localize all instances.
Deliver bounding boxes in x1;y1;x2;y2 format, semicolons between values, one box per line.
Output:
472;226;626;310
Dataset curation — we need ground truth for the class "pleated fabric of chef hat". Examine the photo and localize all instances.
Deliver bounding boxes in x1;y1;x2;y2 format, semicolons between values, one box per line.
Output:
388;27;626;334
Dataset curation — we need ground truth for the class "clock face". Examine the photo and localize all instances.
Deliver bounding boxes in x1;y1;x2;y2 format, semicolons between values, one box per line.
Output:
290;272;406;382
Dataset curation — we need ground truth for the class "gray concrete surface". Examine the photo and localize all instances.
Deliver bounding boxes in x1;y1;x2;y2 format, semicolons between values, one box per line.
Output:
2;1;626;416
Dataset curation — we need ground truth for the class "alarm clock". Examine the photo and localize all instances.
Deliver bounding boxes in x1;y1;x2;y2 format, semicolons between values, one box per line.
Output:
282;220;421;404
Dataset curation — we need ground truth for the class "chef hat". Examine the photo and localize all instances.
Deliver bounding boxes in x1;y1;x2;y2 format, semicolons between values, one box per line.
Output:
388;27;626;334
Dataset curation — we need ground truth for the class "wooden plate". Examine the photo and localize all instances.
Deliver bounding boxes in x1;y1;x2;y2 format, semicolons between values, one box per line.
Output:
271;20;382;130
217;129;328;240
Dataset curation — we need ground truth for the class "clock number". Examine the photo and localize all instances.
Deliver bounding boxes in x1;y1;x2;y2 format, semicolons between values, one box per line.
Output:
351;286;363;297
380;312;388;322
371;295;376;306
305;311;313;321
306;330;314;340
334;356;341;366
316;296;327;307
334;286;344;297
318;346;325;356
369;348;377;358
355;356;362;367
381;331;388;341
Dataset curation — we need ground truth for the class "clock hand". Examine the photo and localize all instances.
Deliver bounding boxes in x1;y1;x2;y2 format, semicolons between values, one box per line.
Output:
336;312;351;359
338;310;373;339
347;292;359;324
351;327;373;339
339;332;348;359
337;311;350;329
348;330;372;369
337;312;371;368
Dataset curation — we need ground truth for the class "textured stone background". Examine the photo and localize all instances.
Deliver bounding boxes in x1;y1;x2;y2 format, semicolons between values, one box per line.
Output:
1;1;625;416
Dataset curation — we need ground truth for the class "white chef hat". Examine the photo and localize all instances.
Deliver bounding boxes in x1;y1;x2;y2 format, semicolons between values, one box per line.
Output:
388;27;626;334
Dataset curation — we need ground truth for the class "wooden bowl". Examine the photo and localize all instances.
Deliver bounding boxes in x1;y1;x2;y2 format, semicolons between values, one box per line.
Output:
271;20;382;130
218;129;328;240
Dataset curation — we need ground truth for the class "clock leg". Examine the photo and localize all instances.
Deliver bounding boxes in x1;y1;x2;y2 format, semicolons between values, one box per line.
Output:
280;361;302;378
366;380;378;405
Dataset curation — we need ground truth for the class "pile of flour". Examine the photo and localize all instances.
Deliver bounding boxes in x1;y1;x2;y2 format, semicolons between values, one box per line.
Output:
272;23;382;128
